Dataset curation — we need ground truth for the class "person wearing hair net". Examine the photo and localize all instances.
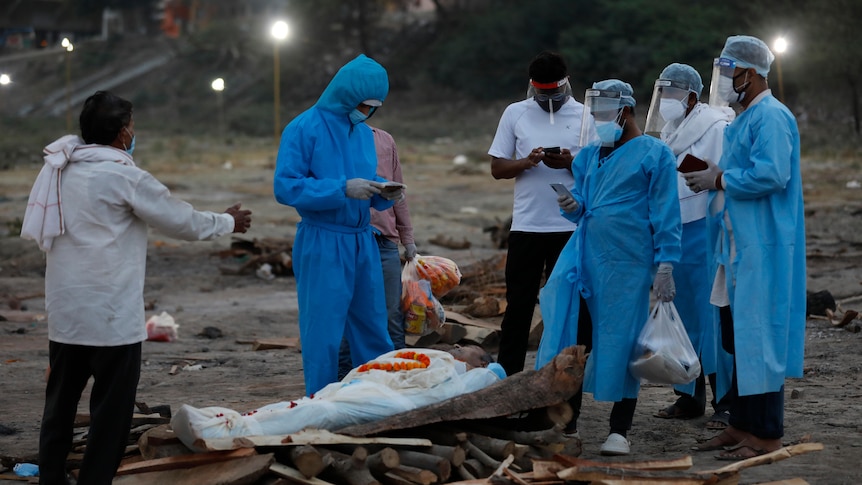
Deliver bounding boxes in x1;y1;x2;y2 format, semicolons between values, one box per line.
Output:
274;54;402;395
536;79;681;455
489;51;594;377
685;35;805;460
644;64;735;430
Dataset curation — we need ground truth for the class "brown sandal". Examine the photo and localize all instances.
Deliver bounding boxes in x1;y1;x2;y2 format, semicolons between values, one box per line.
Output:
691;430;742;451
714;440;770;461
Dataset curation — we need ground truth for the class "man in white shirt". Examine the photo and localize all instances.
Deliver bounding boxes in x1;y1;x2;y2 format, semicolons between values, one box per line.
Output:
21;91;252;484
488;51;592;377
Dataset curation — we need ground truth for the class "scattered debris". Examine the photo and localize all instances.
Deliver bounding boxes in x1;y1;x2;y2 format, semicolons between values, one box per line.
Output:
197;326;223;339
429;234;472;250
215;237;294;277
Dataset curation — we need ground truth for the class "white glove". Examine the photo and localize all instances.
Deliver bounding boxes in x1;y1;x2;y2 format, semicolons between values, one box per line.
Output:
557;193;579;213
346;179;381;200
653;263;676;302
404;243;417;261
682;161;722;193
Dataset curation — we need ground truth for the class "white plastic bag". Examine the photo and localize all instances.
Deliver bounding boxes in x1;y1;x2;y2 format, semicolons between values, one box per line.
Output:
629;302;700;385
145;311;179;342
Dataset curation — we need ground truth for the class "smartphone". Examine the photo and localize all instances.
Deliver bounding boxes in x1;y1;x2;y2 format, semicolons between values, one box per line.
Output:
380;182;405;192
550;183;570;197
544;147;562;154
677;154;709;173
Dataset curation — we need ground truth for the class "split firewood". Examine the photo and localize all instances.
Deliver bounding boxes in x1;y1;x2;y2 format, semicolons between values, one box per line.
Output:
410;427;468;447
251;337;300;351
397;449;451;482
137;425;191;460
464;423;568;448
194;429;431;451
558;465;731;484
698;442;824;476
551;455;693;472
112;453;274;485
114;447;257;475
337;345;585;437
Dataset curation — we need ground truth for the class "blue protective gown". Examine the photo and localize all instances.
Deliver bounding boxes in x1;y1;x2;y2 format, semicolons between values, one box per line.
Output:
708;94;805;397
273;54;395;395
536;135;681;401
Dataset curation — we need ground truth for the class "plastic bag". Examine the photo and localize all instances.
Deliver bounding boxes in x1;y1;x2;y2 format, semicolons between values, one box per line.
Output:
411;254;461;298
629;301;700;385
401;278;444;336
145;311;179;342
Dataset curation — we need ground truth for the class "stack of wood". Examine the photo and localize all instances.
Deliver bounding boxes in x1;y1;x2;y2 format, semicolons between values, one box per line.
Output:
214;236;294;277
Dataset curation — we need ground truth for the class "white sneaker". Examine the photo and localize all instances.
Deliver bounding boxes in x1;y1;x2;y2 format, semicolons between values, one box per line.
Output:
600;433;631;456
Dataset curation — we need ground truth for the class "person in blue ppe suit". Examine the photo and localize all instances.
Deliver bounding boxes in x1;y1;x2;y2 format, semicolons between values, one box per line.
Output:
536;79;682;456
684;35;805;460
643;63;735;429
274;54;403;396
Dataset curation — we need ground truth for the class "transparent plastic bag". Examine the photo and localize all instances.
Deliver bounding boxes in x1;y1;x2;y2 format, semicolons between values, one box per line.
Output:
629;301;701;385
401;264;444;336
412;254;461;298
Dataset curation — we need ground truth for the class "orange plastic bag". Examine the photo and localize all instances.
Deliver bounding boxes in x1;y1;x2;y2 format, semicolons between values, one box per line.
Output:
412;255;461;298
401;267;444;336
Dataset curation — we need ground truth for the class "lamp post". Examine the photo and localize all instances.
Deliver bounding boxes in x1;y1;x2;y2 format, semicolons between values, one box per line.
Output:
0;74;10;112
211;77;225;138
270;20;289;145
773;36;788;103
61;38;74;132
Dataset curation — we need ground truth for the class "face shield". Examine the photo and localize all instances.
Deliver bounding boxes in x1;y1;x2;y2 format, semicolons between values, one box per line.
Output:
581;89;623;148
527;77;573;125
644;79;692;139
708;57;737;109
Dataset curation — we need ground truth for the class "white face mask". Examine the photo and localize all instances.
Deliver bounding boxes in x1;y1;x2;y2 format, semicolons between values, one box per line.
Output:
659;97;686;122
718;73;748;104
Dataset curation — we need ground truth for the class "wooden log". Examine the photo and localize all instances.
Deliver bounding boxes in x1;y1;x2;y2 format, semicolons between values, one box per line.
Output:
338;345;586;436
424;444;465;467
463;440;501;470
461;459;487;479
558;465;734;484
397;449;451;482
366;447;400;474
699;442;824;475
270;463;337;485
437;323;468;345
465;423;567;448
115;448;257;475
252;337;300;351
410;427;467;447
289;445;329;478
137;424;191;460
553;455;693;471
112;453;275;485
387;465;438;485
455;464;476;481
321;447;379;485
466;433;515;461
195;429;432;451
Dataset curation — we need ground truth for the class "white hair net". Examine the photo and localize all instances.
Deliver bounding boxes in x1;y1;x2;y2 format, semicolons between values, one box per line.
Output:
659;63;703;98
720;35;775;77
592;79;636;107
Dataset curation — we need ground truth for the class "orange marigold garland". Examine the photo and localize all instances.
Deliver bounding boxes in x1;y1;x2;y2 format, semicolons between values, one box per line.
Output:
357;351;431;373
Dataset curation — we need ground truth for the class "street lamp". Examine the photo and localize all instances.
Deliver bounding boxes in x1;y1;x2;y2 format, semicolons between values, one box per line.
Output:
773;36;788;103
270;20;290;145
61;38;74;131
0;74;10;112
211;77;226;137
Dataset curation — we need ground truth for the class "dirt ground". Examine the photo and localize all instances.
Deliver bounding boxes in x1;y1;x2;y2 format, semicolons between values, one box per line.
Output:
1;136;862;484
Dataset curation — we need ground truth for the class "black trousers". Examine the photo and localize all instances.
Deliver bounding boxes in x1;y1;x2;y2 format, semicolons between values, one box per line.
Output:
719;305;784;439
497;231;573;376
565;302;637;437
39;341;141;485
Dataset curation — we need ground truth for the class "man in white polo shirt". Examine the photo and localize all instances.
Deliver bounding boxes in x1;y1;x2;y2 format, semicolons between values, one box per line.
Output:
488;51;593;377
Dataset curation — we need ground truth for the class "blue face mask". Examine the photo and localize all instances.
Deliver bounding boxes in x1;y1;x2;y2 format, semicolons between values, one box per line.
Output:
123;127;135;155
349;109;368;125
595;120;623;143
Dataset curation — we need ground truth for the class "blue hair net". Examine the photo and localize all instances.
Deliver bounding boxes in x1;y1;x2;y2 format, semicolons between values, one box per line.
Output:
592;79;636;107
659;63;703;98
721;35;775;77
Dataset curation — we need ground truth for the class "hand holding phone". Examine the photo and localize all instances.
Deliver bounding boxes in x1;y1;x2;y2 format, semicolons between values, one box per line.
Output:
543;146;562;154
550;183;570;196
677;154;709;173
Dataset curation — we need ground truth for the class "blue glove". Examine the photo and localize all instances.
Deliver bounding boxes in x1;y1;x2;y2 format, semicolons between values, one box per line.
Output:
654;263;675;302
682;161;722;193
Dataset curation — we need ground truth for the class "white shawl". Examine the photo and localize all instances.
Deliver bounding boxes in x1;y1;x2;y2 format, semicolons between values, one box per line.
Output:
21;135;135;251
